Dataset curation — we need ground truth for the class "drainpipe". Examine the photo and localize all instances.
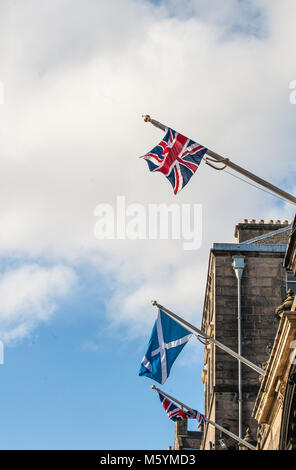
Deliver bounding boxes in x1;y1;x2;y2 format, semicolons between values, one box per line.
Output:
232;255;245;442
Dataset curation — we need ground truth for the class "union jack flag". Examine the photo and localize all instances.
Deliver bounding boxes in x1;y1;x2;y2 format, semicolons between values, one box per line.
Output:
141;128;207;194
158;392;206;424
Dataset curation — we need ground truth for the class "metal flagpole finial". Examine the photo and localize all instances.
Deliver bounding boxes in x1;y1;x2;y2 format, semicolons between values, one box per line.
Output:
142;115;151;122
151;300;158;306
151;385;156;389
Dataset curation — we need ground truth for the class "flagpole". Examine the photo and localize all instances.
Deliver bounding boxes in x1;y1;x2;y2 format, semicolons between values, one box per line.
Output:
152;301;265;376
151;385;196;415
151;385;257;451
142;115;296;205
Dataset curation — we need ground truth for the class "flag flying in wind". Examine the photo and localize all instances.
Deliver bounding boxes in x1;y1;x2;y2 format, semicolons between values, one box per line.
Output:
158;392;206;424
139;309;192;384
141;128;207;194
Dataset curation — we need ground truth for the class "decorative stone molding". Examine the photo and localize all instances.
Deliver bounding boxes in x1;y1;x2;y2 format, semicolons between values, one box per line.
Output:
275;379;286;407
253;312;296;425
275;290;295;318
257;423;270;450
201;367;207;384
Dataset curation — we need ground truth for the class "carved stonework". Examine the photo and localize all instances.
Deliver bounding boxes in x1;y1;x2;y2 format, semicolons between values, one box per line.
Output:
274;378;286;408
258;344;273;383
275;290;295;318
257;423;269;450
239;427;257;450
259;361;268;382
278;385;285;407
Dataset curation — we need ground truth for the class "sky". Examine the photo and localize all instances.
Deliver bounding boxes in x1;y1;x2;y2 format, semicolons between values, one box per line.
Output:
0;0;295;450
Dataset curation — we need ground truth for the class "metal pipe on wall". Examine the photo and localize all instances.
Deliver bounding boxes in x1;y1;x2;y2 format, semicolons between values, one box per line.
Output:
232;256;245;442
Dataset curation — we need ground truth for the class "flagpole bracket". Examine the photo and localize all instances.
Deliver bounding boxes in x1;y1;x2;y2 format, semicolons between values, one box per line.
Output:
204;155;229;171
196;335;209;345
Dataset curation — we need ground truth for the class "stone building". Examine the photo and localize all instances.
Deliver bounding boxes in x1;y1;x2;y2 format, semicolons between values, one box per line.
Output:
174;420;203;450
200;219;292;450
252;215;296;450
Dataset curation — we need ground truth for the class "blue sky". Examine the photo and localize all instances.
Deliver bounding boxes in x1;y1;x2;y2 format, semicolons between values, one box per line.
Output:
0;0;295;450
0;283;204;450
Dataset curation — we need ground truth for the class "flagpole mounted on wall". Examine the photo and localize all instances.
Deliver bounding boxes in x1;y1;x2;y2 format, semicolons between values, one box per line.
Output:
142;115;296;205
151;384;196;415
151;301;265;376
151;386;257;451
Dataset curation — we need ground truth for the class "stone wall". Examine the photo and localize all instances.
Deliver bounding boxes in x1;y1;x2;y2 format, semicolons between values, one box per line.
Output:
201;244;287;449
215;250;285;445
174;420;203;450
234;221;290;243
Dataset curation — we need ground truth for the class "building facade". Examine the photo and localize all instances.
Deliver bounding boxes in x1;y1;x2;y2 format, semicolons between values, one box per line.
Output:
252;215;296;450
200;220;292;450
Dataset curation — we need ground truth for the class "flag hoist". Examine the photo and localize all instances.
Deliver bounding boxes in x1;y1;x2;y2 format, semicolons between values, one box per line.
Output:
138;303;264;450
151;385;257;451
150;301;265;376
141;115;296;205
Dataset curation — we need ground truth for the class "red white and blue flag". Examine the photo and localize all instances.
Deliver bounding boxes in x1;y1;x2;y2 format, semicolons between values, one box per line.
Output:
158;392;206;424
141;128;207;194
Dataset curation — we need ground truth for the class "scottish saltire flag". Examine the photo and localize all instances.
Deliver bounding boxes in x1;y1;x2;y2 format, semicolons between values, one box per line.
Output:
158;392;206;424
141;128;207;194
139;309;192;384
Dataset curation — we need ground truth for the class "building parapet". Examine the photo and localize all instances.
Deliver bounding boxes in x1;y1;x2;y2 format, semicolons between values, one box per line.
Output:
212;244;287;253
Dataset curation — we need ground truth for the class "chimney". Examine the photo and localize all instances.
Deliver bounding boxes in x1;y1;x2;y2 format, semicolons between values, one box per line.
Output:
174;419;188;450
234;219;289;243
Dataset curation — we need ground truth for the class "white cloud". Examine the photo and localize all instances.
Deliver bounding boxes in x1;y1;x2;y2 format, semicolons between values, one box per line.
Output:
0;0;295;337
0;264;77;343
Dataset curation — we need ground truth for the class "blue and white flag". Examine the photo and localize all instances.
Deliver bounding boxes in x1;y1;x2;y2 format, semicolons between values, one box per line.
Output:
139;309;192;384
